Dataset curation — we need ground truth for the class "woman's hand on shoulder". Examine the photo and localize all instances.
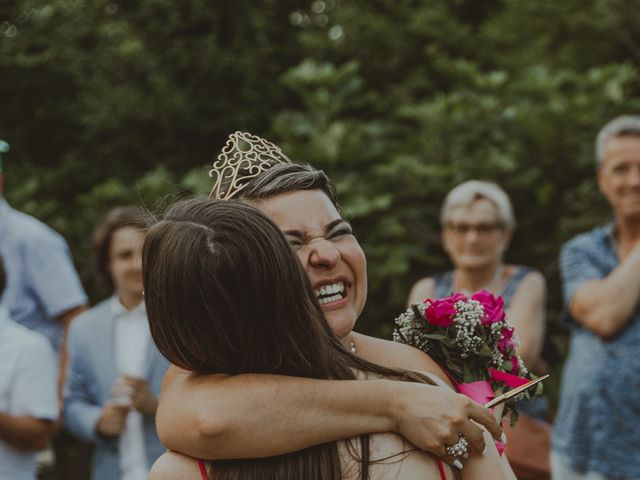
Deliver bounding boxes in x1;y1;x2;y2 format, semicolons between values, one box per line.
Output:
383;380;503;468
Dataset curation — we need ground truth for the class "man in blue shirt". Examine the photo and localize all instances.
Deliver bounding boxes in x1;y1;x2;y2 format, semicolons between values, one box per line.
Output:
554;115;640;480
0;142;87;391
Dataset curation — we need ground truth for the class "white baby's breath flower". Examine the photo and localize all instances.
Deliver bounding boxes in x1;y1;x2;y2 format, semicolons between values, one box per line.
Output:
492;349;503;367
490;322;503;335
517;359;529;376
393;304;433;352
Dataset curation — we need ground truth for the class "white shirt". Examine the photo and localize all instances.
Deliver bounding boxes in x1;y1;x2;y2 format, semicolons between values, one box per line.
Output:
111;297;150;480
0;304;57;480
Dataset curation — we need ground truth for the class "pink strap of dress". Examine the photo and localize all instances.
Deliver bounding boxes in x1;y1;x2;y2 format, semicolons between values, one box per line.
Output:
197;460;208;480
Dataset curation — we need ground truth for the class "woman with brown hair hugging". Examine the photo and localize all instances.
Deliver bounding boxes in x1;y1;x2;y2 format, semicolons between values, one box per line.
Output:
155;133;504;472
143;198;514;479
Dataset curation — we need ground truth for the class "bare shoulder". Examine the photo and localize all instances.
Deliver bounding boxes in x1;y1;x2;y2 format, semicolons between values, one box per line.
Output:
519;268;546;287
407;277;436;306
343;433;447;480
161;365;185;391
353;333;452;386
511;269;546;300
149;451;204;480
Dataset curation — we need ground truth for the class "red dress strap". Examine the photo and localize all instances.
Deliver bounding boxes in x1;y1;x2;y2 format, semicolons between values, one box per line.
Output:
436;458;447;480
197;460;208;480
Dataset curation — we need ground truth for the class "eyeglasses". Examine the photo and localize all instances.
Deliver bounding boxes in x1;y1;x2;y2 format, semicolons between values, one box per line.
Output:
446;223;504;237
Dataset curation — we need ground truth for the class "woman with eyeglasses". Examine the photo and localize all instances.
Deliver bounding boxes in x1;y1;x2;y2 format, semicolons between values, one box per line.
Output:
407;180;551;479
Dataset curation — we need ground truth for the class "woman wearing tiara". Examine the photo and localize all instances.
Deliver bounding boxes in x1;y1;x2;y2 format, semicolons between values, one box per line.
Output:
144;199;514;479
155;133;504;470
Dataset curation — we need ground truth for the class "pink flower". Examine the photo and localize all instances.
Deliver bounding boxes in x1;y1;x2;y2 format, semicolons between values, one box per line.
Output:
510;355;520;374
424;293;467;327
489;368;530;388
471;290;506;325
497;327;516;354
449;292;468;304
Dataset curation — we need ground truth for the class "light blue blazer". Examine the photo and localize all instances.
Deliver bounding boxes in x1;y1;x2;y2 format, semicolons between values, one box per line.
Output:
63;299;169;480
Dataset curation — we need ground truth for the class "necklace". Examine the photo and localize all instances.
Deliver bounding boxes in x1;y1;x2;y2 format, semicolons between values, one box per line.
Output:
350;338;357;354
454;264;505;295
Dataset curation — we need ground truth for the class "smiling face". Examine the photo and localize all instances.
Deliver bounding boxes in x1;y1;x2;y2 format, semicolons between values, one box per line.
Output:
442;198;511;271
598;135;640;222
253;189;367;340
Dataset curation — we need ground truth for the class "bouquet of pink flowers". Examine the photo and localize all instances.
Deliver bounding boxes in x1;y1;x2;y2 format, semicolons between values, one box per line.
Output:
393;290;541;418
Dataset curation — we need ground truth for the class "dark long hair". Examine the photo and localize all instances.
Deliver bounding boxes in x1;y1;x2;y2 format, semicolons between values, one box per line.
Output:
143;198;431;479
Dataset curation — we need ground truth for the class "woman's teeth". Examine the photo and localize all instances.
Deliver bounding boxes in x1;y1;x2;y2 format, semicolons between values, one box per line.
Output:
315;282;346;305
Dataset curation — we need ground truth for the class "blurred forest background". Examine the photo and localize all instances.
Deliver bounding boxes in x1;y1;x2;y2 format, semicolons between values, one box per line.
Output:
2;0;640;388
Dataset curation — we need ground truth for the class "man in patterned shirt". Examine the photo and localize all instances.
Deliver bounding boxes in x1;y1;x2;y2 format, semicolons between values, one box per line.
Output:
553;115;640;480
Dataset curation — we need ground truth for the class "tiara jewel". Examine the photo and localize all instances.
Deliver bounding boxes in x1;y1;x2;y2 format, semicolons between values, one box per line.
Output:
208;131;292;200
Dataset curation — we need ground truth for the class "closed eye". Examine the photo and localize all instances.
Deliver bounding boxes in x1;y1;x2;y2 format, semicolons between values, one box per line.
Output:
328;227;353;240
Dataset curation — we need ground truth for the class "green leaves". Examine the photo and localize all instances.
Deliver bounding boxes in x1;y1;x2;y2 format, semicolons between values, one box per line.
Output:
1;0;639;329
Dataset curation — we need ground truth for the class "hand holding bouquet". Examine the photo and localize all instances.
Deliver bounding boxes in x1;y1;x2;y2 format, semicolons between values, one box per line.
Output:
393;290;542;420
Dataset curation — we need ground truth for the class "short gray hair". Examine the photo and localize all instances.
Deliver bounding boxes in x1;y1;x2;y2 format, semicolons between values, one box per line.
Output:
440;180;516;230
595;115;640;164
235;163;338;207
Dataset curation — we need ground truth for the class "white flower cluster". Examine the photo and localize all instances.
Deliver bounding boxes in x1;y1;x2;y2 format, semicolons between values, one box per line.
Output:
489;321;504;336
491;348;504;367
490;319;508;367
393;303;432;352
452;299;485;355
392;309;415;340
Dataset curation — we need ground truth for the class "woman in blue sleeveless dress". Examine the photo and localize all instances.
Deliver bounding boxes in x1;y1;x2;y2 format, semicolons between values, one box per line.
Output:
407;180;551;479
